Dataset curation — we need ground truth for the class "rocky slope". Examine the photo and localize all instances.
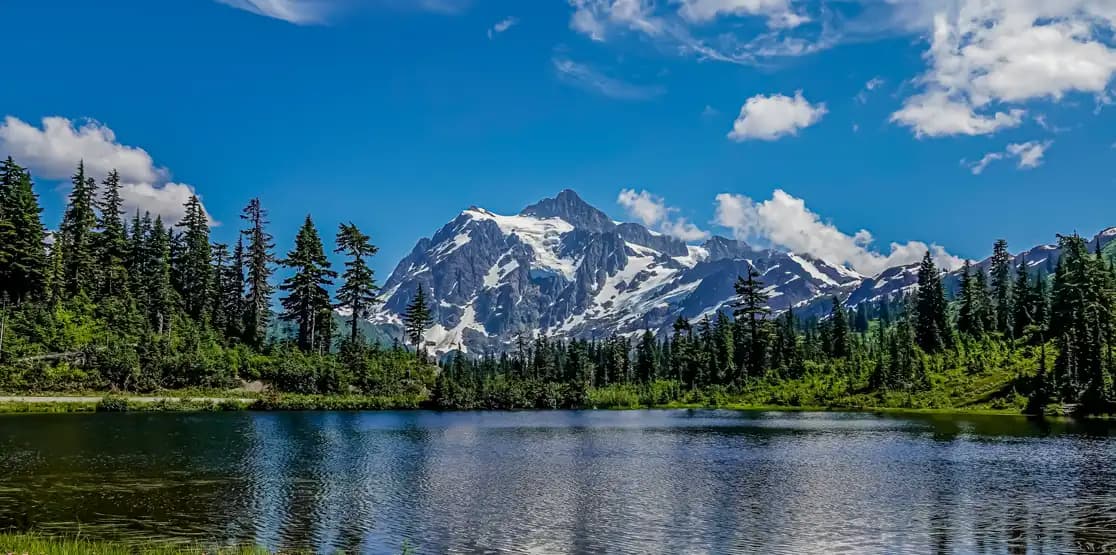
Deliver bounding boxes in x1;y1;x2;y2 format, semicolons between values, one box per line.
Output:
371;190;1115;354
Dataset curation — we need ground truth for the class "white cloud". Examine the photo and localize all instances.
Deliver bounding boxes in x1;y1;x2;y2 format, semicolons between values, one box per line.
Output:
968;140;1052;174
488;16;518;39
566;0;830;65
676;0;806;28
214;0;331;24
891;1;1116;137
856;76;884;103
727;91;826;141
0;116;211;225
617;188;709;241
713;189;962;275
553;57;664;100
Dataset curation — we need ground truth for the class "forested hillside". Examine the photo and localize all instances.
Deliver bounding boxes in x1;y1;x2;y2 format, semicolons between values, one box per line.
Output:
1;156;1114;414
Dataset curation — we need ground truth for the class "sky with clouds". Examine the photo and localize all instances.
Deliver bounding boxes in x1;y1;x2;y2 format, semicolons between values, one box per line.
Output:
2;0;1116;277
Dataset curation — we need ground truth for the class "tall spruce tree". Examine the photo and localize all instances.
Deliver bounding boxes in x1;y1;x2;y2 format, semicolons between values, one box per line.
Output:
146;216;176;334
279;215;336;353
58;161;98;296
222;237;247;341
240;198;274;349
828;296;850;358
334;222;380;344
95;169;130;300
176;195;212;320
957;260;984;338
0;158;47;303
914;251;951;353
990;239;1014;336
732;267;771;378
402;285;434;356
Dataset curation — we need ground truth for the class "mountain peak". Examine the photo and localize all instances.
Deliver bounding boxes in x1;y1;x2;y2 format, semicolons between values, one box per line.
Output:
520;189;615;233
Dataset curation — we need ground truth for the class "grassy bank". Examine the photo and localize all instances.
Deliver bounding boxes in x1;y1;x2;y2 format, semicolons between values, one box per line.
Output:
0;533;271;554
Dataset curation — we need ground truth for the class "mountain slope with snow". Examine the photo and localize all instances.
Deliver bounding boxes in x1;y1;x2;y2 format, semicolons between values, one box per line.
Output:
371;190;1113;355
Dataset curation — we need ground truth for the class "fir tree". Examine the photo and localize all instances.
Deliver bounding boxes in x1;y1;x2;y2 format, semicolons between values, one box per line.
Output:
146;216;176;334
914;251;951;353
279;215;336;353
58;161;98;296
957;260;984;338
829;296;850;358
95;169;130;299
853;302;870;334
732;267;771;378
402;285;434;357
0;157;47;302
990;239;1014;336
240;198;274;349
176;195;212;320
334;222;380;344
635;330;658;383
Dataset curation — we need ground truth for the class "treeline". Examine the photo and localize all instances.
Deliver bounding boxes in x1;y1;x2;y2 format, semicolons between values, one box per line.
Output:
0;157;435;396
434;241;1116;415
2;155;1115;414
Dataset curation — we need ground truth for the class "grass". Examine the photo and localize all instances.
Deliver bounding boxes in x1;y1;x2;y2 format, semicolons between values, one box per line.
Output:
0;532;273;554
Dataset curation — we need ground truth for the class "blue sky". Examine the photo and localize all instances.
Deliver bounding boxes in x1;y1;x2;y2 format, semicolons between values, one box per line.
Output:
2;0;1116;278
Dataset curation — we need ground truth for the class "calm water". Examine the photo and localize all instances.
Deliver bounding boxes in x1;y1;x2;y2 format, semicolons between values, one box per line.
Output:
1;410;1115;554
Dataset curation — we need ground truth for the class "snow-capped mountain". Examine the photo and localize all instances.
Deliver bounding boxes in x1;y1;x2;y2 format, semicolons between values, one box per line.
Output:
372;190;1115;354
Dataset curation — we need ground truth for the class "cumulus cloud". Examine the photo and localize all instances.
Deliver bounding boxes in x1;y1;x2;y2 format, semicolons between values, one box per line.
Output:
967;140;1053;174
891;1;1116;137
553;57;664;100
0;116;211;225
727;91;826;141
677;0;806;28
488;16;518;39
713;189;962;275
617;188;709;241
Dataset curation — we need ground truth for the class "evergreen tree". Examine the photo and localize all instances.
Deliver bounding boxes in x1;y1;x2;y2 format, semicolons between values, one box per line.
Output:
957;260;984;338
334;222;380;344
990;239;1014;336
1011;260;1033;341
146;216;176;334
58;161;98;296
853;302;870;334
95;169;130;299
0;157;47;302
222;237;247;341
279;215;336;353
176;195;212;320
210;243;232;335
635;329;659;383
240;198;274;349
732;267;771;378
914;251;951;353
402;285;434;356
829;296;850;358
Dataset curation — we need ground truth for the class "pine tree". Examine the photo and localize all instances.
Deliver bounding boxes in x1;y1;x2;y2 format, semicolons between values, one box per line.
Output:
990;239;1014;336
402;285;434;356
0;157;47;303
733;267;771;378
127;211;152;313
638;328;660;379
280;215;336;353
58;161;98;296
223;237;247;341
146;216;176;334
1011;260;1033;341
957;260;984;338
210;243;232;334
177;195;212;320
95;169;130;300
853;302;870;333
829;296;850;358
334;222;380;344
914;251;951;353
240;198;274;349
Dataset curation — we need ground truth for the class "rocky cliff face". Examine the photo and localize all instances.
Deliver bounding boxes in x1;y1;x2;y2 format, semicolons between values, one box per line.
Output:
371;190;1115;354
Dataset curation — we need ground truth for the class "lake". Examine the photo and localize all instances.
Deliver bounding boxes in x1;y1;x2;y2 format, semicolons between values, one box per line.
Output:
1;410;1114;554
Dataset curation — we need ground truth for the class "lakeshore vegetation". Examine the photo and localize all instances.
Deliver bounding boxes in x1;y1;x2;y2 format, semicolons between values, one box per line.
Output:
1;157;1115;414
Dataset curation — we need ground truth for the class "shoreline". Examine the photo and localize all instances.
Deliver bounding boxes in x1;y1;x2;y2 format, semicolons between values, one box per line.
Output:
0;392;1050;418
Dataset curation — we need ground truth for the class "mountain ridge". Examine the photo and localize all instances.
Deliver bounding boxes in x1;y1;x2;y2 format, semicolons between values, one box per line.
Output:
370;190;1115;355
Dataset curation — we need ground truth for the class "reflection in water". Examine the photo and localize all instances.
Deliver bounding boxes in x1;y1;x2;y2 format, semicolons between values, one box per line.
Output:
1;410;1115;554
